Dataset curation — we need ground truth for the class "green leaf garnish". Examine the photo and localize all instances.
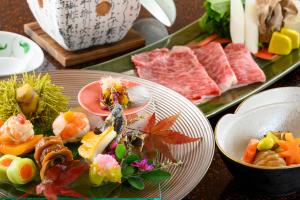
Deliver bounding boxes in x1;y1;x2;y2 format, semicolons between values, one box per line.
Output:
128;177;145;190
124;154;140;164
141;169;171;184
0;43;7;50
115;144;126;160
121;166;135;177
19;41;30;54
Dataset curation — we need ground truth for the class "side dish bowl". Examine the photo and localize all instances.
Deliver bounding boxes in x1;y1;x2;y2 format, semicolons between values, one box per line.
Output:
235;87;300;114
216;101;300;195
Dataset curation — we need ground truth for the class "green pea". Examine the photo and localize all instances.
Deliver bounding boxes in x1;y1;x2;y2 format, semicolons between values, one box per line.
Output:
257;137;275;151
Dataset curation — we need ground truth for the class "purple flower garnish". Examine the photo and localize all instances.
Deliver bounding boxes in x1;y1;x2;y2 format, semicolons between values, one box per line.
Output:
132;159;154;171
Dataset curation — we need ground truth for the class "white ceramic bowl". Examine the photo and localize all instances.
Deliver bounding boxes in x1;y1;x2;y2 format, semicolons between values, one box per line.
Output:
0;31;44;76
235;87;300;114
216;101;300;195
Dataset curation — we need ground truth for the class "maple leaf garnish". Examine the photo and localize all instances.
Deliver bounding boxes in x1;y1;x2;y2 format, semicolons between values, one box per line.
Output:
36;160;89;200
143;113;201;161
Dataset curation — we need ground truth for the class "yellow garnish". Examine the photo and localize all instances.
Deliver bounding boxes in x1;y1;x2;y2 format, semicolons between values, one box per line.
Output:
78;127;116;162
281;28;300;49
268;32;292;55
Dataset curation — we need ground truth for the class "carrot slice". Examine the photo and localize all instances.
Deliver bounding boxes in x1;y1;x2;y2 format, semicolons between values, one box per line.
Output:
197;34;219;47
277;132;300;165
243;139;259;164
255;48;279;60
0;135;43;156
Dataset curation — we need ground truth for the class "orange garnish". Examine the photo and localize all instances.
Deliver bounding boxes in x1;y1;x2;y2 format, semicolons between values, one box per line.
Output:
0;158;13;167
64;112;75;122
60;125;78;140
20;164;32;180
277;132;300;165
0;135;43;156
243;139;259;164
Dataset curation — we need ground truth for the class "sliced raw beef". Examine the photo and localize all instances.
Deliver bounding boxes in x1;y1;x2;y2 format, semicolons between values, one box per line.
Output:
224;43;266;87
132;46;221;101
191;42;237;92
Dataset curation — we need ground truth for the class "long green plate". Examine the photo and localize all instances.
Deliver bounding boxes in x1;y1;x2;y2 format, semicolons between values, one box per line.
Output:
86;20;300;118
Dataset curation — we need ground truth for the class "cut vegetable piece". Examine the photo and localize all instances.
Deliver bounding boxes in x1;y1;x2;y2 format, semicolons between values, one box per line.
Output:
0;155;17;182
7;157;37;185
230;0;245;43
268;32;292;55
281;28;300;49
277;132;300;165
78;127;117;162
197;34;219;47
245;0;259;54
243;139;259;163
255;49;279;60
0;135;43;156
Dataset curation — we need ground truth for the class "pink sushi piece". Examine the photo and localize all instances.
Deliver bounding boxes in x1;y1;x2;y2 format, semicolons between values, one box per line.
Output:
191;42;237;92
224;43;266;87
132;46;221;101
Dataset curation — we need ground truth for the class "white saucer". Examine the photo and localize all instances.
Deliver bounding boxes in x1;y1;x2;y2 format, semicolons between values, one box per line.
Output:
0;31;44;76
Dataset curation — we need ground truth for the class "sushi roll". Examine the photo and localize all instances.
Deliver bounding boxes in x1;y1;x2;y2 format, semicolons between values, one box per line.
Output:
52;111;90;143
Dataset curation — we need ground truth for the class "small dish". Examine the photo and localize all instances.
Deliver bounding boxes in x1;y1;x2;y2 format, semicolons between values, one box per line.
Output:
235;87;300;114
78;80;151;116
0;31;44;76
216;101;300;195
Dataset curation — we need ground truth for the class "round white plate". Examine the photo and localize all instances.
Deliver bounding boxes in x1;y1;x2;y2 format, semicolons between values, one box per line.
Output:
0;31;44;76
235;87;300;114
48;70;214;200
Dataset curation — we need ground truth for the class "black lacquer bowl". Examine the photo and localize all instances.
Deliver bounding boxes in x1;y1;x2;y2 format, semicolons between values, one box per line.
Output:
215;101;300;195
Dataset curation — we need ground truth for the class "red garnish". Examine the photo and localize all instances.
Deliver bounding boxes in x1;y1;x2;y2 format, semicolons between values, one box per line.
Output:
143;113;201;161
255;48;279;60
17;114;26;124
213;37;231;45
36;161;89;200
197;34;219;47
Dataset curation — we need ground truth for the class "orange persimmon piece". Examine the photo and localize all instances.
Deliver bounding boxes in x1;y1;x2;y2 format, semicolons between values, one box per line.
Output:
243;139;259;164
0;135;43;156
277;132;300;165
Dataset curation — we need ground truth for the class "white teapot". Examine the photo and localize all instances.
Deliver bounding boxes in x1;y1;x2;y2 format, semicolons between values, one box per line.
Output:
27;0;176;51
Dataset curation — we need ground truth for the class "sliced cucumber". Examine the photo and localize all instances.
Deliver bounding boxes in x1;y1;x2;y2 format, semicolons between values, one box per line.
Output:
0;155;17;182
7;157;37;185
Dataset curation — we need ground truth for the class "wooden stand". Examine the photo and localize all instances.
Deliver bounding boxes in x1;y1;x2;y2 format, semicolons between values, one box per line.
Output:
24;22;145;67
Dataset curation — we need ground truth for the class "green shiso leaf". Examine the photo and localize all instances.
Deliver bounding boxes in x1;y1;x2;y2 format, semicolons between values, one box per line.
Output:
128;177;145;190
115;144;126;160
121;166;135;177
124;154;140;164
141;169;171;184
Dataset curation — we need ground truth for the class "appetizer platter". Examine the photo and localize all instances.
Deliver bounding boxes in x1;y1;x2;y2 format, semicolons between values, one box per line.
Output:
87;0;300;118
0;70;214;199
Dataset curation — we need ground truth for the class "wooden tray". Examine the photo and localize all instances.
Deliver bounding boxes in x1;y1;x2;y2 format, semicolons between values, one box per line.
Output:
24;22;145;67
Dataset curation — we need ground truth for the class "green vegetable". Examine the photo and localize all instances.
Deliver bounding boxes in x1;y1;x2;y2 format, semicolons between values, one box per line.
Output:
198;0;231;37
115;144;126;160
7;157;37;185
124;154;140;164
141;169;171;184
257;136;275;151
127;177;145;190
19;41;30;54
0;155;17;182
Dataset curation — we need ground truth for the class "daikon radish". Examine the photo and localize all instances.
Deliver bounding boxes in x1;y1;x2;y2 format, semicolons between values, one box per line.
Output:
245;0;259;54
230;0;245;44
